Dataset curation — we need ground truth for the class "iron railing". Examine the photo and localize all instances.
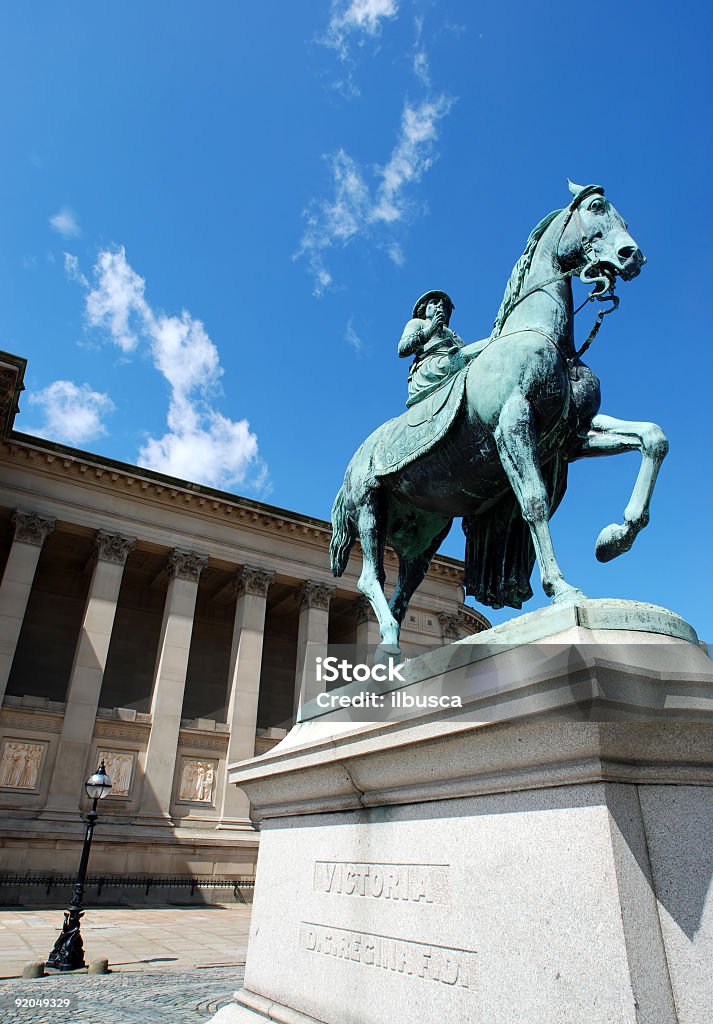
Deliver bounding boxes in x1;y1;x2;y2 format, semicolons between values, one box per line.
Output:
0;873;255;901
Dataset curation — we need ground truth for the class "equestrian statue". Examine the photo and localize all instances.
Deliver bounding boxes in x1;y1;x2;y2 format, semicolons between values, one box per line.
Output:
330;181;668;652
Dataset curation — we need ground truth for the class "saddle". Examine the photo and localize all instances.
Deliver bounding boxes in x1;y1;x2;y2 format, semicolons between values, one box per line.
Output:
372;368;468;478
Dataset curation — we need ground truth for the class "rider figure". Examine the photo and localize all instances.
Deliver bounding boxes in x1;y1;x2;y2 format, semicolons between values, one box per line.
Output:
398;291;465;407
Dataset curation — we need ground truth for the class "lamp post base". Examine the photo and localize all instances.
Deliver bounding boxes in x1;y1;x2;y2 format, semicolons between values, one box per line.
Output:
45;908;86;972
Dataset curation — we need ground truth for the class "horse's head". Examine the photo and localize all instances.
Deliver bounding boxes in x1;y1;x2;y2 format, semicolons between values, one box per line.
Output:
559;181;646;289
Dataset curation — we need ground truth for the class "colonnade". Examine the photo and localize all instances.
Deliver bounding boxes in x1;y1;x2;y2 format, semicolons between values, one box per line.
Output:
0;508;393;830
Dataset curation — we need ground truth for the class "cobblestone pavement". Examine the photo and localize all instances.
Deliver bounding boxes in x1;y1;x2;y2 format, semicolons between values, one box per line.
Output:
0;905;252;1023
0;965;245;1024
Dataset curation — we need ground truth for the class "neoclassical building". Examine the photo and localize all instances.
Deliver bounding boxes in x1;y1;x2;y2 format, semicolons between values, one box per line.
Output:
0;351;489;878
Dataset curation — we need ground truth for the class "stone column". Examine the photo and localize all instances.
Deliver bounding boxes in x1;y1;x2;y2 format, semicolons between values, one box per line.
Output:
293;580;335;716
219;565;274;829
44;531;135;815
139;549;207;823
439;611;463;644
355;596;381;661
0;510;55;704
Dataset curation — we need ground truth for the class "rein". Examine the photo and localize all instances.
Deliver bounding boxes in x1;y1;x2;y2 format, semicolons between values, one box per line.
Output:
572;283;619;359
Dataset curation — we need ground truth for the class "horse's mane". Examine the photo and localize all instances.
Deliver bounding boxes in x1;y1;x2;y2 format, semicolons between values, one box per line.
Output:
490;208;563;338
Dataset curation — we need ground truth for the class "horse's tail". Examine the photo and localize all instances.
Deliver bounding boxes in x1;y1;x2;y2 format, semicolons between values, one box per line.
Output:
330;486;356;577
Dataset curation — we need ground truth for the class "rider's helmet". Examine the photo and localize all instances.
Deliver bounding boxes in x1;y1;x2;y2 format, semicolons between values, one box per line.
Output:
412;290;455;321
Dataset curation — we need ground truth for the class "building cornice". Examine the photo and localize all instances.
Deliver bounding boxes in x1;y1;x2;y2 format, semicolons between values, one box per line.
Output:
0;432;466;583
0;348;470;589
461;606;492;634
0;351;26;439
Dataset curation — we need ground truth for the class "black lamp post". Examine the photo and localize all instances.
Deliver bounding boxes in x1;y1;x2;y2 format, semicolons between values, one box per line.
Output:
46;760;112;972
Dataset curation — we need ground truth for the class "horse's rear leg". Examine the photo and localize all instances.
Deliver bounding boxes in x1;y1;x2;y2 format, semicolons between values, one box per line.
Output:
495;394;585;603
573;413;668;562
390;522;452;625
356;502;400;650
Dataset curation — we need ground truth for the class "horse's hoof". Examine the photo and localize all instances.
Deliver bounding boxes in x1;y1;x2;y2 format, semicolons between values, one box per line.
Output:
550;584;587;606
595;523;634;563
375;643;402;665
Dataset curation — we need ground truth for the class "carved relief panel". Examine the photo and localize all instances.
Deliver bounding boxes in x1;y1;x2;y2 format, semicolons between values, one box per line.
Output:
96;749;135;798
0;740;46;791
177;758;217;803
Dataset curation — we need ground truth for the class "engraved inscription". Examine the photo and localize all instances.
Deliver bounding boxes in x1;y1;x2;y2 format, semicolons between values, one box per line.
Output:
314;861;449;904
300;922;476;988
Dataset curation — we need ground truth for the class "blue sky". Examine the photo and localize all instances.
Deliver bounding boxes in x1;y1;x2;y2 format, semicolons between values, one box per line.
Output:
0;1;710;636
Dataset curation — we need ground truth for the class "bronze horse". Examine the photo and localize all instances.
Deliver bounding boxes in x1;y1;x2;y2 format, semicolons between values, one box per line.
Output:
330;182;667;651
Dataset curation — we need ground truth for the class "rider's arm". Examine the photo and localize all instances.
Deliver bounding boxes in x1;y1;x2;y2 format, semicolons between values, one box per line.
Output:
398;318;430;358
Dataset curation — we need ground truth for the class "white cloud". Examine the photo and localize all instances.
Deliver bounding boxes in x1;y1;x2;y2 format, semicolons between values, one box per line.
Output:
324;0;399;57
340;0;398;34
153;311;221;391
413;48;430;85
25;380;114;445
63;253;89;288
73;247;265;492
386;242;405;266
297;151;371;291
49;206;81;238
345;317;363;353
372;95;453;223
138;400;259;489
322;0;399;96
412;16;430;86
296;95;453;293
85;248;148;352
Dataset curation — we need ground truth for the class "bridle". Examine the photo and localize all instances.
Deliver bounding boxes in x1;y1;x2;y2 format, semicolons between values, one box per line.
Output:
494;186;621;362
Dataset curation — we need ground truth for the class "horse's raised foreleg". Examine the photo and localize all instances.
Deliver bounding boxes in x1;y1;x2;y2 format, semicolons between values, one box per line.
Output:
355;500;401;651
573;413;668;562
495;394;585;604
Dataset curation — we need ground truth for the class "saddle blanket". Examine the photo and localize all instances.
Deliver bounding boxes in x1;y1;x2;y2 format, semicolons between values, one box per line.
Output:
372;368;468;478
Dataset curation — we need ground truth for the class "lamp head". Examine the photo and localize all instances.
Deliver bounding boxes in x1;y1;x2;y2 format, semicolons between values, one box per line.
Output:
85;760;112;801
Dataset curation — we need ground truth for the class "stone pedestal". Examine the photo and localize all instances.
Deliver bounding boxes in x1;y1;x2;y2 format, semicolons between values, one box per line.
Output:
210;600;713;1024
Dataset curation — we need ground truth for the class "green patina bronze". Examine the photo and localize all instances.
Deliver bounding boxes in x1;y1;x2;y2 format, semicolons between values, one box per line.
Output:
330;181;669;653
401;291;462;406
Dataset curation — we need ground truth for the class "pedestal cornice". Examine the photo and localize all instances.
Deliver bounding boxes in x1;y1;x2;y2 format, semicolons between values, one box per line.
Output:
230;600;712;819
